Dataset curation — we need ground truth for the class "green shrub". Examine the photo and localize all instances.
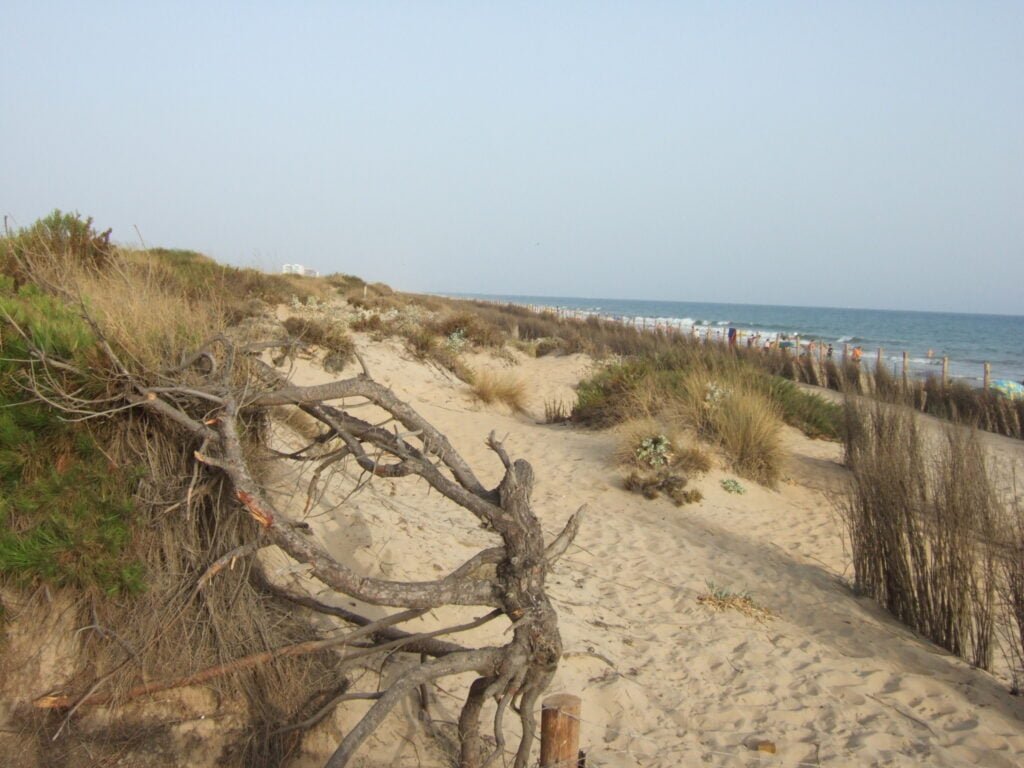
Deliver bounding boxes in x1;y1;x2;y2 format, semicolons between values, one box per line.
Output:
2;209;112;279
759;378;842;439
0;280;142;594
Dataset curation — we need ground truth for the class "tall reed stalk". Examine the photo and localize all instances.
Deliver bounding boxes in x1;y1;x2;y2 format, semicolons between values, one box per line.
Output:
842;399;999;668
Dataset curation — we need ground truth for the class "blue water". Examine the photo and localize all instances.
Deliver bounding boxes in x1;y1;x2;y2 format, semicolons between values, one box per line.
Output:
452;293;1024;385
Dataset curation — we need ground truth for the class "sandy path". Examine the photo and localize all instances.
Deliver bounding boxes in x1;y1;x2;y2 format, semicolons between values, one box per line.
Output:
279;339;1024;767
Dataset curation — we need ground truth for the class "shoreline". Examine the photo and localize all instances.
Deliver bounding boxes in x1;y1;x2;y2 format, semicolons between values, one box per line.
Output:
449;294;1022;387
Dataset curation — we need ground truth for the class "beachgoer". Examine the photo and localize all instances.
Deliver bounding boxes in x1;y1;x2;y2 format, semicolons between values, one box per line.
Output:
728;326;737;348
826;344;833;360
851;346;863;363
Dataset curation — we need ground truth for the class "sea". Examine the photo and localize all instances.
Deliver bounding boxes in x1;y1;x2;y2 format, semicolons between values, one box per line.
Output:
449;294;1024;386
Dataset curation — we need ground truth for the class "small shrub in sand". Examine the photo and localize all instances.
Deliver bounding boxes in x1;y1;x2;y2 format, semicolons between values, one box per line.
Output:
350;313;385;333
697;581;774;622
283;315;355;370
624;469;700;506
614;419;712;502
636;434;672;467
721;478;746;494
471;370;527;411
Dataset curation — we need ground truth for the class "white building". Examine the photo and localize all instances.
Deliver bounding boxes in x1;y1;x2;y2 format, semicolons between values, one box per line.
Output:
282;264;319;277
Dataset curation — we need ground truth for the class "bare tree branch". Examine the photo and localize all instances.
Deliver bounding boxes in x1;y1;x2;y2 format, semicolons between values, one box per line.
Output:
16;319;581;767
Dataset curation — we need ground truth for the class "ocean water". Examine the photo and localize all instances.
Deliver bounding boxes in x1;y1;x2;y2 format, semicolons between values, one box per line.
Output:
452;293;1024;385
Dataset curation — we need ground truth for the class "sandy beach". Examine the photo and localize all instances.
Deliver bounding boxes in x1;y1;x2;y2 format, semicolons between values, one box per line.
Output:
250;329;1024;768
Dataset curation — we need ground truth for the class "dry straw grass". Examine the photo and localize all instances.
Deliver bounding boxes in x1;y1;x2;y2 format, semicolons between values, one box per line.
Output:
674;371;784;487
697;582;774;623
842;398;1001;669
470;369;528;411
1;215;349;765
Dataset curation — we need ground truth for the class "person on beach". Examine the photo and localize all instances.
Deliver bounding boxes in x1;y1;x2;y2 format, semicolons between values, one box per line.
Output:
728;326;737;349
851;346;863;363
826;344;833;360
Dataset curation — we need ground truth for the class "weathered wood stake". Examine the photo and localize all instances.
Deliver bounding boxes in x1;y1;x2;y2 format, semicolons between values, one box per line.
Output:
942;356;949;386
984;362;991;390
540;694;581;767
902;351;909;390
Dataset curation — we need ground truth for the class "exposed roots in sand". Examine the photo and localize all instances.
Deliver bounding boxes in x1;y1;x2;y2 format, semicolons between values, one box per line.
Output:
6;278;582;767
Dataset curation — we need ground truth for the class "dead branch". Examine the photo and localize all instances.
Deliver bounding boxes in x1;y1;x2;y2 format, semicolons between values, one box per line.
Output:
20;321;581;767
196;543;261;590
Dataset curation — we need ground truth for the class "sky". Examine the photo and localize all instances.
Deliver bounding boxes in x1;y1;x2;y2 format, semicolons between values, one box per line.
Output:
2;2;1022;315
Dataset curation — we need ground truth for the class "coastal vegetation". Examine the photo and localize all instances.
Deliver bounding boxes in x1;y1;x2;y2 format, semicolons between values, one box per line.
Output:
841;397;1024;683
468;369;528;411
4;210;1024;767
1;211;580;767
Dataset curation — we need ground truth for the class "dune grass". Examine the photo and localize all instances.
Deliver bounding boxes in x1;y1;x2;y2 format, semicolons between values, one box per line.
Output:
575;350;812;487
470;370;527;411
841;398;1002;669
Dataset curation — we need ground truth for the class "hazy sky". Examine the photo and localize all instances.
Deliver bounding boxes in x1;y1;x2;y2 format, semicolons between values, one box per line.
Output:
2;3;1021;314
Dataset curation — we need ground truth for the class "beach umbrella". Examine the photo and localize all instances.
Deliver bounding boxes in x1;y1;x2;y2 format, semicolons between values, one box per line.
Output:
991;379;1024;400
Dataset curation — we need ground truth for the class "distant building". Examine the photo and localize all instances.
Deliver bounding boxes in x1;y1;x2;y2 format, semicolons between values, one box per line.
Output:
282;264;319;277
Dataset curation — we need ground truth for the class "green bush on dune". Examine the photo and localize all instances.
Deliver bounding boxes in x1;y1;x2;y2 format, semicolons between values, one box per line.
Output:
573;349;841;486
0;277;143;594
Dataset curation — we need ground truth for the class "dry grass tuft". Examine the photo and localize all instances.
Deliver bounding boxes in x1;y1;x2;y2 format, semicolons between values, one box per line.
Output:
675;444;713;474
624;469;691;505
470;370;528;411
282;315;356;372
697;582;774;622
712;388;783;487
543;399;572;424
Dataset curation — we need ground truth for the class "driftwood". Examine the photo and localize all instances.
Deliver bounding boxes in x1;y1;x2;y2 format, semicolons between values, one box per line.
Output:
20;326;582;768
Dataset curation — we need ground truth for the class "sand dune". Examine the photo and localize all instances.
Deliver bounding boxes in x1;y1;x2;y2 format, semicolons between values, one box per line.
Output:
267;335;1024;767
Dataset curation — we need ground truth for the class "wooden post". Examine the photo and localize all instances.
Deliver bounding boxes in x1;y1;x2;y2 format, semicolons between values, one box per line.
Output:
876;347;883;372
541;694;581;767
942;356;949;386
902;351;908;390
983;362;991;390
843;342;849;362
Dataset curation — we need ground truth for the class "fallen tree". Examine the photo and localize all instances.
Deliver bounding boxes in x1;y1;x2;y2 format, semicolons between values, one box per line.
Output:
15;305;581;766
